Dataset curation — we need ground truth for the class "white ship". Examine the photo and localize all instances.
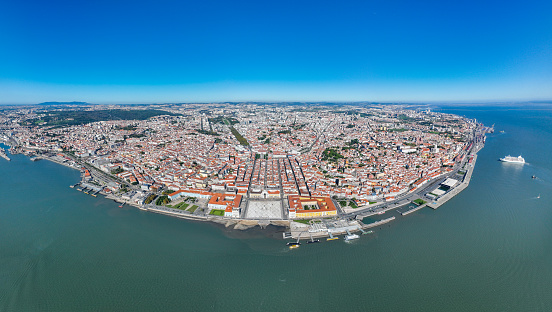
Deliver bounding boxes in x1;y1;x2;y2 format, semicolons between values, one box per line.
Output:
344;234;359;241
500;155;525;164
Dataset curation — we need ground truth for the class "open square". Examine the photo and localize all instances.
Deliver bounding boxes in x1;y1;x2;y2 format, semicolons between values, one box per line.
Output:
245;200;282;219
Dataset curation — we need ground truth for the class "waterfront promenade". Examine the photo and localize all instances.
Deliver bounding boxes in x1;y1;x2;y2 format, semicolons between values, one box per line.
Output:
0;112;487;242
11;140;485;240
427;154;477;209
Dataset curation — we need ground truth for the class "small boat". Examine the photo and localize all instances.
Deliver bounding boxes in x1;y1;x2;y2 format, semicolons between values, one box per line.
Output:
537;194;540;199
345;234;360;241
327;237;339;241
286;242;300;247
532;175;536;179
378;211;385;215
289;244;300;249
307;239;320;244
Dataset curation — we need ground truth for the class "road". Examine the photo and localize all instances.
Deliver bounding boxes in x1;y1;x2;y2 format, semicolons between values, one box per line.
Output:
341;126;486;219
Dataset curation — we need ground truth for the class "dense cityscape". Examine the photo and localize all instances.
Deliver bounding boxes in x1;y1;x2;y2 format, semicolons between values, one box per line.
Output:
0;103;486;240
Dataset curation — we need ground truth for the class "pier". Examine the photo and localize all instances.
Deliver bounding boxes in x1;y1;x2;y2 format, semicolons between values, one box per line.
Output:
0;150;10;161
427;154;477;209
362;216;395;228
401;203;427;216
73;182;103;197
287;217;386;241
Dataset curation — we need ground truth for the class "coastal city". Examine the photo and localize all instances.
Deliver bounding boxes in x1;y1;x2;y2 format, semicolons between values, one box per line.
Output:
0;103;487;244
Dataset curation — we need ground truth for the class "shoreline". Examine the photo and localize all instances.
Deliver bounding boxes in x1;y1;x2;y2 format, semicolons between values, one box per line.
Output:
2;132;485;241
427;154;477;209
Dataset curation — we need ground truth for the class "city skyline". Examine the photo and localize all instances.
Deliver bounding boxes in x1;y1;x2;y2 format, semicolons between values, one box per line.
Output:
1;0;551;104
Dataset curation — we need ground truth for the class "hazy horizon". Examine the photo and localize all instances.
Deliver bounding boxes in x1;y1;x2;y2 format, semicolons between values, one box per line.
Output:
2;100;552;106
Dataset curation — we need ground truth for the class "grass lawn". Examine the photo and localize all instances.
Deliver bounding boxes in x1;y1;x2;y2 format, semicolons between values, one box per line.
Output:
413;198;427;205
339;201;347;207
177;203;189;210
187;205;198;213
348;202;358;208
293;219;311;224
209;209;225;216
169;202;190;210
369;201;377;205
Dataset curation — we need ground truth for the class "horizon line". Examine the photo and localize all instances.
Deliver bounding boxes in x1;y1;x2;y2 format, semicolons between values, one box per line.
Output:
2;99;552;106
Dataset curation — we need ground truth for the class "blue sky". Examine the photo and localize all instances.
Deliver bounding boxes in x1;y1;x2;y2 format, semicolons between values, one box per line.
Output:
1;0;551;103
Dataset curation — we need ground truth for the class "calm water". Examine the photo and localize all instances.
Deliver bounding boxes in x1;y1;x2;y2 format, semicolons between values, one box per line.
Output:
1;105;552;311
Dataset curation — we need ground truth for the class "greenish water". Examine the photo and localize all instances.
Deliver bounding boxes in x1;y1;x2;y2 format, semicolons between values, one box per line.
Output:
1;105;552;311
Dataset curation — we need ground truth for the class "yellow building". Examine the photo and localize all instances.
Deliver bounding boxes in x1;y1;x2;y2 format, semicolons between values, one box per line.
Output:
288;195;337;219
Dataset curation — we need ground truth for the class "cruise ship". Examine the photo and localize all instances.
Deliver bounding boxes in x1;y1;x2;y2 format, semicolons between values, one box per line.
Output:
500;155;525;164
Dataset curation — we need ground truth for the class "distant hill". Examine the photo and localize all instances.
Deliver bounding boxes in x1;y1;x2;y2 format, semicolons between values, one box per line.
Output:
38;101;92;106
28;109;181;127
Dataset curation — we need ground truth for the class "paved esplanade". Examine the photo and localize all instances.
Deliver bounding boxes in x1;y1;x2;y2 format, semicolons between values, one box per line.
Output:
245;200;282;219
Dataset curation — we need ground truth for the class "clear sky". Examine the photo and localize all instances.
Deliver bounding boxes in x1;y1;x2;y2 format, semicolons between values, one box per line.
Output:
1;0;551;104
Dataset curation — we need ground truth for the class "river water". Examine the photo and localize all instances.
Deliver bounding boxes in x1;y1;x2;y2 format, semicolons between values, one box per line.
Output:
1;104;551;311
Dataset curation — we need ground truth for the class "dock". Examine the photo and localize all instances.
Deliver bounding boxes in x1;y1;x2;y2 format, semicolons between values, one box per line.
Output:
0;150;10;161
361;216;396;229
427;155;477;209
288;218;385;241
401;204;427;216
72;181;103;197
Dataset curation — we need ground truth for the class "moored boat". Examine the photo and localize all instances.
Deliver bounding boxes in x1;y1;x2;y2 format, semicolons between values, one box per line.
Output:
344;234;359;241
